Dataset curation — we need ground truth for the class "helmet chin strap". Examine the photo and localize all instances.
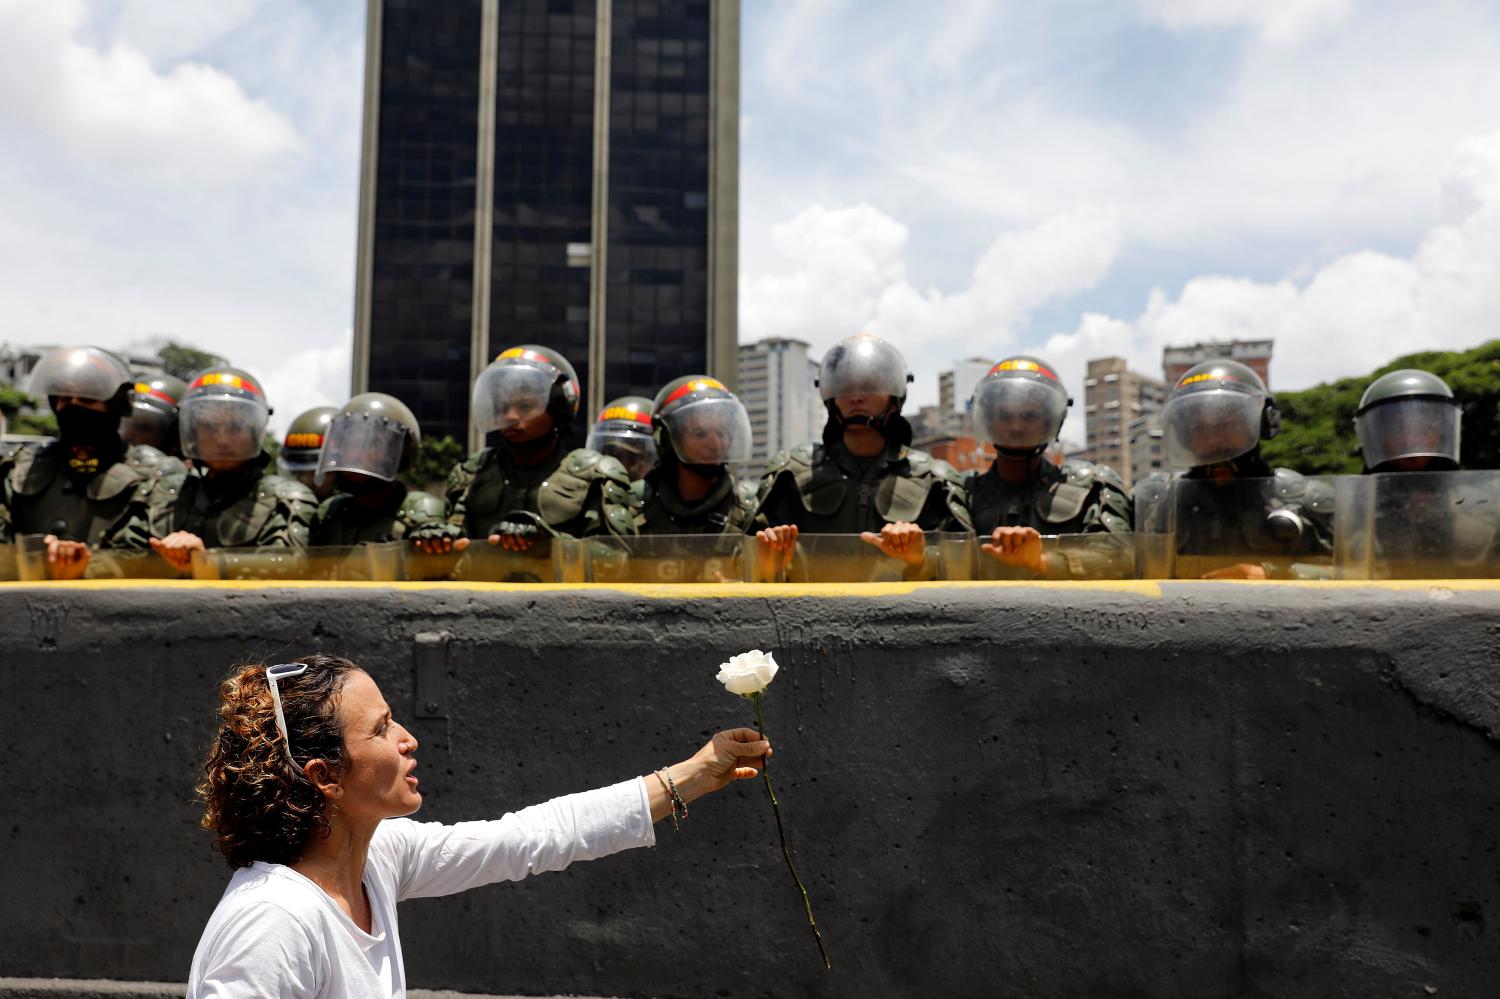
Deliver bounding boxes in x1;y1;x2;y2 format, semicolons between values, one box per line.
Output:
996;444;1047;460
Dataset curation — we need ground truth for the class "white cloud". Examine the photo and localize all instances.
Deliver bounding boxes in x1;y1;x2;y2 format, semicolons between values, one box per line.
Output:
0;0;300;184
1040;124;1500;442
260;328;353;436
1135;0;1354;45
742;203;1123;412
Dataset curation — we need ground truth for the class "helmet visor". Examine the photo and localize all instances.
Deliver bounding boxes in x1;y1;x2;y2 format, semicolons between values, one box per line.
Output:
973;378;1068;449
277;447;322;473
1163;391;1263;468
663;397;752;465
586;427;658;481
181;397;268;462
29;348;128;404
472;364;555;433
120;404;173;448
317;412;407;483
1356;398;1461;469
818;338;909;401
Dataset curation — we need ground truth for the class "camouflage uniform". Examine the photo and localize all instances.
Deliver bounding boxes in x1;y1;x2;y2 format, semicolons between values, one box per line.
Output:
0;438;148;546
756;441;971;535
445;445;638;539
637;470;761;535
106;452;316;551
966;459;1133;579
124;443;186;477
314;487;446;546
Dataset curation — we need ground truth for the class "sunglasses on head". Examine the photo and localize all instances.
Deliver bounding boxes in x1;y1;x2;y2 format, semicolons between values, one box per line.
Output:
266;662;309;765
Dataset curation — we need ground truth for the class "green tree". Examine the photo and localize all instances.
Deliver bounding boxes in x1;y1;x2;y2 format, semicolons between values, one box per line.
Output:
401;434;464;494
1262;339;1500;473
157;342;226;381
0;386;58;437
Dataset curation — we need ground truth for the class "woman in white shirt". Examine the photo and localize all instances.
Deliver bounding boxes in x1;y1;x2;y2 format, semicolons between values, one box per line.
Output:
188;653;770;998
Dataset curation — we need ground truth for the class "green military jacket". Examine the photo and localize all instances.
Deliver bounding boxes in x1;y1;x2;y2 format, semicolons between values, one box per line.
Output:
106;452;316;551
445;444;637;539
636;468;761;535
756;441;972;534
314;486;447;546
965;459;1134;580
0;439;148;545
124;444;187;477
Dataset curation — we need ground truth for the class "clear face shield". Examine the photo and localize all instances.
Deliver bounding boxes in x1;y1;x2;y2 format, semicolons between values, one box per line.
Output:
316;413;408;484
586;425;658;480
277;447;321;474
180;397;268;462
1163;387;1264;469
471;364;555;434
28;348;127;404
817;338;909;402
973;378;1068;449
663;397;753;466
1356;398;1461;469
120;402;173;448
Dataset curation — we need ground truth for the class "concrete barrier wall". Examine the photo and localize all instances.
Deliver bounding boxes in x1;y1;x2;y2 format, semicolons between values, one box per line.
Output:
2;579;1498;998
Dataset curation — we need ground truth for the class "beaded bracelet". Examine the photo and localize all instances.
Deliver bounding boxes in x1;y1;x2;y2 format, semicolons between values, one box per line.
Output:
657;767;688;830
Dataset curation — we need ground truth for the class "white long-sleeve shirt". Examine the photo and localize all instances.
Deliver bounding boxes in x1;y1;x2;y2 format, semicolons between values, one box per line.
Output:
188;777;654;998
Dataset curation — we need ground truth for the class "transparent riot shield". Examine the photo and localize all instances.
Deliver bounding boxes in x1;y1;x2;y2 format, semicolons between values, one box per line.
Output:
0;541;21;582
586;534;749;584
1162;475;1336;580
445;536;586;583
14;534;48;582
941;530;1139;581
84;550;182;580
1334;471;1500;579
191;544;407;582
749;532;942;583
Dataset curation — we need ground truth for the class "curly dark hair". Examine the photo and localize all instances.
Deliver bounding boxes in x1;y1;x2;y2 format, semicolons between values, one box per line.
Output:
197;654;360;868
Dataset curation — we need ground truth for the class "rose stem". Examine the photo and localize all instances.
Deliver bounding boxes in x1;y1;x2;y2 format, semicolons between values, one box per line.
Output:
753;692;831;970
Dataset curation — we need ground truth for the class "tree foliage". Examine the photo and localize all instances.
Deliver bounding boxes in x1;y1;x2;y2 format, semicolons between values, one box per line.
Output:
157;341;226;381
401;434;465;494
1262;339;1500;474
0;386;57;436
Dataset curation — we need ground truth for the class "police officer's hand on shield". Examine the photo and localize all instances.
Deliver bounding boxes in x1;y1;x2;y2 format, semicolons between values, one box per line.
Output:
859;520;926;567
981;525;1047;575
43;535;91;580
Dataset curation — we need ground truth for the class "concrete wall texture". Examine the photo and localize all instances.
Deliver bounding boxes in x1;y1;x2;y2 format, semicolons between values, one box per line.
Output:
1;579;1498;998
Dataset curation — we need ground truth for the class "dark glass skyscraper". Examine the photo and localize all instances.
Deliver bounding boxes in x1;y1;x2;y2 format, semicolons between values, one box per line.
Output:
352;0;738;448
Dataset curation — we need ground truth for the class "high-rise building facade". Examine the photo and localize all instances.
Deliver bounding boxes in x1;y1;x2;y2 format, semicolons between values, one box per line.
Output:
937;357;995;435
737;337;821;465
1081;356;1165;487
1162;339;1273;389
352;0;739;448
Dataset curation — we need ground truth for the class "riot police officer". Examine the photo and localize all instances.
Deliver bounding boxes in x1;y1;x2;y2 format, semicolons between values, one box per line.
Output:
0;346;148;578
422;345;635;553
121;372;187;475
1137;359;1331;579
279;406;340;500
754;333;970;576
966;356;1132;578
1354;369;1462;473
586;396;658;484
311;393;448;544
106;366;317;572
636;376;759;535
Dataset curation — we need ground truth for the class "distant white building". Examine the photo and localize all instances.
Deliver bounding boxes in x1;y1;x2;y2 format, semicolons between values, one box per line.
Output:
938;357;995;434
737;338;822;464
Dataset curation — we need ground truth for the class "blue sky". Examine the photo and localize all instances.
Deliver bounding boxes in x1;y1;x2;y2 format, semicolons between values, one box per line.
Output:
2;0;1500;444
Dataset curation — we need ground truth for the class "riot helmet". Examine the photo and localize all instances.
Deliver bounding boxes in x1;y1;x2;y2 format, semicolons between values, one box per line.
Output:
586;395;658;481
1162;360;1277;469
179;367;271;463
279;406;338;475
653;376;753;468
471;344;580;437
972;356;1071;452
316;393;421;484
28;346;133;415
121;373;186;450
816;333;914;446
1354;369;1460;471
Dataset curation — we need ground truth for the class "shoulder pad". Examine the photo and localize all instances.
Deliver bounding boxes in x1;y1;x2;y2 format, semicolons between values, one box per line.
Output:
930;456;965;486
904;448;933;477
734;478;760;511
1272;466;1308;500
562;447;602;476
460;449;489;475
401;490;447;522
1132;471;1173;504
263;474;317;508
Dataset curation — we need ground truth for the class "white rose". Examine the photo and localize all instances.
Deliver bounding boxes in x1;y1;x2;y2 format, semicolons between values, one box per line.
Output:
715;649;779;697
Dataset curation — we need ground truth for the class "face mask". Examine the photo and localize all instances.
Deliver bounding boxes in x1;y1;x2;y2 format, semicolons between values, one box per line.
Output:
55;405;123;474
